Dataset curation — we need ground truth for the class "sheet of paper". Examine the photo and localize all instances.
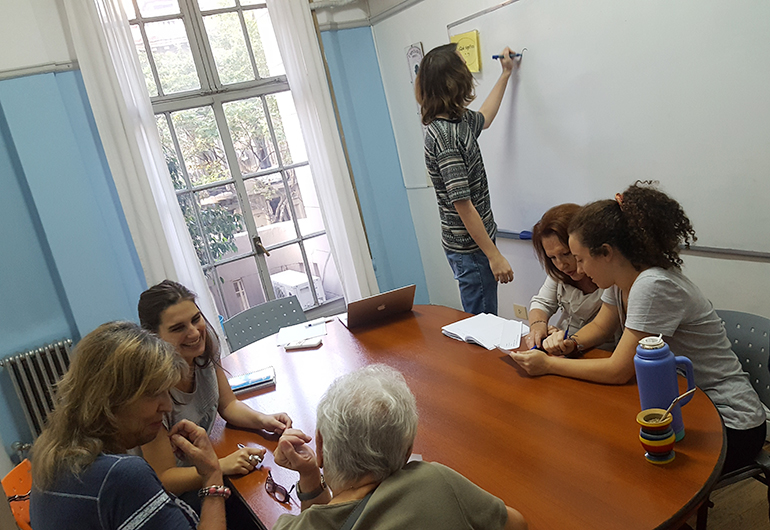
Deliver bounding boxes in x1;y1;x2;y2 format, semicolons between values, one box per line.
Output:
276;320;327;346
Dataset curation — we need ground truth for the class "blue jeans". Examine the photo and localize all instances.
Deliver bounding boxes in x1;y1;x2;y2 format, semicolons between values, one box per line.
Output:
445;248;498;315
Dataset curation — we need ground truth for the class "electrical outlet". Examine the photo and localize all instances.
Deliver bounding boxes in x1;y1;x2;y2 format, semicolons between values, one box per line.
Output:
513;304;528;320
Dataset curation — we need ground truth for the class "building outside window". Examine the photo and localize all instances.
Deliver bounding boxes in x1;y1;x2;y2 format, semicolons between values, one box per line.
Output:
125;0;343;318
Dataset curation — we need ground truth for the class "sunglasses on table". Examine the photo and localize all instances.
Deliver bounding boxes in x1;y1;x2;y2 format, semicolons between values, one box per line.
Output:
265;470;295;504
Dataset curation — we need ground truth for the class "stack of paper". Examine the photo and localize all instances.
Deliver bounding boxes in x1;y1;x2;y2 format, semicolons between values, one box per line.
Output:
275;319;327;347
441;313;530;350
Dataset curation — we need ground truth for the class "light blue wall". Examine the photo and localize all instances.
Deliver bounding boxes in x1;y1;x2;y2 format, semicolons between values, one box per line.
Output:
321;27;429;303
0;70;146;460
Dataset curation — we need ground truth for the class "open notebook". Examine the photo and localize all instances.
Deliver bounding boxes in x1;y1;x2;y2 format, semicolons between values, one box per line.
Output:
441;313;530;350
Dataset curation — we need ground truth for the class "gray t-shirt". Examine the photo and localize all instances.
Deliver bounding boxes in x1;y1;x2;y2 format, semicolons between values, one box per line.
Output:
272;461;508;530
602;267;765;430
164;363;219;466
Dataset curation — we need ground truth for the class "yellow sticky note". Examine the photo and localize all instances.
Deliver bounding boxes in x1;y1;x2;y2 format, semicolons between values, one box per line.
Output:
451;30;481;73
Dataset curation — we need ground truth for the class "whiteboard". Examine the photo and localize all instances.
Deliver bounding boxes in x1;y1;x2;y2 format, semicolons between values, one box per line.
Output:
450;0;770;253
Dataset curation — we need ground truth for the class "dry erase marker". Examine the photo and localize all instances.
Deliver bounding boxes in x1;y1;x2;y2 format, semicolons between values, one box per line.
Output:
492;53;522;59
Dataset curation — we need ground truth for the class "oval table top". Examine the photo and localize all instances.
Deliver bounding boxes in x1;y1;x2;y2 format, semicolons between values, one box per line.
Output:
212;304;724;530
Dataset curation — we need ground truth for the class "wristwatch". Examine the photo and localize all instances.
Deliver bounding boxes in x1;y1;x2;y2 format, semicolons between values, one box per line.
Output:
565;336;585;355
296;473;327;501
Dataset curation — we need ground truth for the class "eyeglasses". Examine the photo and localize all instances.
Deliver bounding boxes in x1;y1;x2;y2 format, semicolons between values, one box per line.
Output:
265;470;295;504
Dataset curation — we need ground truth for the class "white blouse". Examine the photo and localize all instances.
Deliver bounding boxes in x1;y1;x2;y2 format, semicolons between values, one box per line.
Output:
529;275;604;335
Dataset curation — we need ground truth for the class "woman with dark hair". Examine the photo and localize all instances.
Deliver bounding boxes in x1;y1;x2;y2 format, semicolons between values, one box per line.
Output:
510;182;765;472
138;280;291;498
525;204;603;350
415;42;519;315
30;322;226;530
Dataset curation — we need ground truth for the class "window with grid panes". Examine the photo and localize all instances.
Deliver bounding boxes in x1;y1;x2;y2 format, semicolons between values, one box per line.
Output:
126;0;343;319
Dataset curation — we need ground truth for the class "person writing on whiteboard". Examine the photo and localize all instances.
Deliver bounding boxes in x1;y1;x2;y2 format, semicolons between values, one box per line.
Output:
509;181;765;472
138;280;292;508
525;204;604;350
415;43;519;315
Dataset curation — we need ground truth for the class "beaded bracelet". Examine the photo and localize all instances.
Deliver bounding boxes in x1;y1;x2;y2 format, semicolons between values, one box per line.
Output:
198;485;231;500
530;320;547;326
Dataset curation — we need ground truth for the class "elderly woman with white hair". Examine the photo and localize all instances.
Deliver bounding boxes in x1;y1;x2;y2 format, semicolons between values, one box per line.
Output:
272;364;527;530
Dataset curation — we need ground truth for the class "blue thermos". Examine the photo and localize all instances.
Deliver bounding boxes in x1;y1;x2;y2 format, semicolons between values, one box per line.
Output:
634;336;695;441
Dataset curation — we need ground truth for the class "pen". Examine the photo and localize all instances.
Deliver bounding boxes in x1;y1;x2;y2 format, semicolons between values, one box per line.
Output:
492;53;522;59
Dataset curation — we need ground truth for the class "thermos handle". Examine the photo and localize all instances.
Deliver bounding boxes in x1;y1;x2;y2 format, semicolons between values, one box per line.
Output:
675;356;696;406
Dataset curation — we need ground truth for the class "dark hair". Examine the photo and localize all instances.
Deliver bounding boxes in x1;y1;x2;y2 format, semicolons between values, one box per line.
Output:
569;181;697;270
138;280;220;367
415;43;475;125
532;203;582;284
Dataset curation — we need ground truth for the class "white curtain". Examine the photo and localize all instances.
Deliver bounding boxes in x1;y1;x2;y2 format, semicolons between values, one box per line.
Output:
266;0;378;301
61;0;225;348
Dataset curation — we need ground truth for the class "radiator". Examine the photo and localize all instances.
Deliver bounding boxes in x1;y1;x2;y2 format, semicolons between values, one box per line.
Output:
0;339;72;438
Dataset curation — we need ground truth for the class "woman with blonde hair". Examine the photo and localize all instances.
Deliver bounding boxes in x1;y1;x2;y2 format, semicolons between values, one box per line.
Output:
30;321;227;530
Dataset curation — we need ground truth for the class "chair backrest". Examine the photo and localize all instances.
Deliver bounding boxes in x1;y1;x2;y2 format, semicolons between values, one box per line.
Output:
717;309;770;406
2;458;31;530
223;296;307;351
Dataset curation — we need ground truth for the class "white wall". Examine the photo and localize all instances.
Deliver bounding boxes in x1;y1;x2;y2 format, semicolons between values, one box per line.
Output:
0;0;74;73
372;0;770;319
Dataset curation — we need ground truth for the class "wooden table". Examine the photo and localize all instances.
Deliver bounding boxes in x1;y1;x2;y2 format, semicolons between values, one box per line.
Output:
212;305;725;530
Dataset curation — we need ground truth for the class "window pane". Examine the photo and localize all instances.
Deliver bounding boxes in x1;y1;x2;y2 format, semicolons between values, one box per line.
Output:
178;193;207;265
207;259;267;320
240;0;264;5
244;8;285;77
203;13;254;85
122;0;136;20
304;234;343;305
266;245;320;310
198;0;235;10
222;97;277;174
292;166;324;236
156;115;185;189
145;20;200;94
195;183;246;262
131;24;158;97
137;0;180;17
170;106;230;186
266;92;306;165
245;174;297;241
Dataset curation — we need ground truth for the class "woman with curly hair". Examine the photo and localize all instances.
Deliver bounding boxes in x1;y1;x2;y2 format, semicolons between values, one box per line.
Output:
510;181;765;472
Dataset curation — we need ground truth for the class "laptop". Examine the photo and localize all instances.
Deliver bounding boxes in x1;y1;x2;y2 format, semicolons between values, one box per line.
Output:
340;284;416;329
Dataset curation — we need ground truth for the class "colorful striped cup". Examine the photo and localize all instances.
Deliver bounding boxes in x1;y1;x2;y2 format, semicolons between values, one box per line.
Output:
636;408;676;465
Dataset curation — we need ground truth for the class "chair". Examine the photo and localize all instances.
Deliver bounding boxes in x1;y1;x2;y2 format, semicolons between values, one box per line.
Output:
2;458;32;530
696;310;770;530
223;296;307;351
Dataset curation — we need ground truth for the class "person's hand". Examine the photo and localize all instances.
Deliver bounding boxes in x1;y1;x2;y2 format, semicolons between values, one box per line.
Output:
525;322;550;349
497;46;519;73
257;412;292;434
169;419;220;478
508;349;551;376
273;429;318;476
219;446;266;476
542;330;575;356
489;254;514;284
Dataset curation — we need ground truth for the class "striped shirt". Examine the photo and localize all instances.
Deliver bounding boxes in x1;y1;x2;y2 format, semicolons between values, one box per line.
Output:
424;109;497;253
30;454;198;530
